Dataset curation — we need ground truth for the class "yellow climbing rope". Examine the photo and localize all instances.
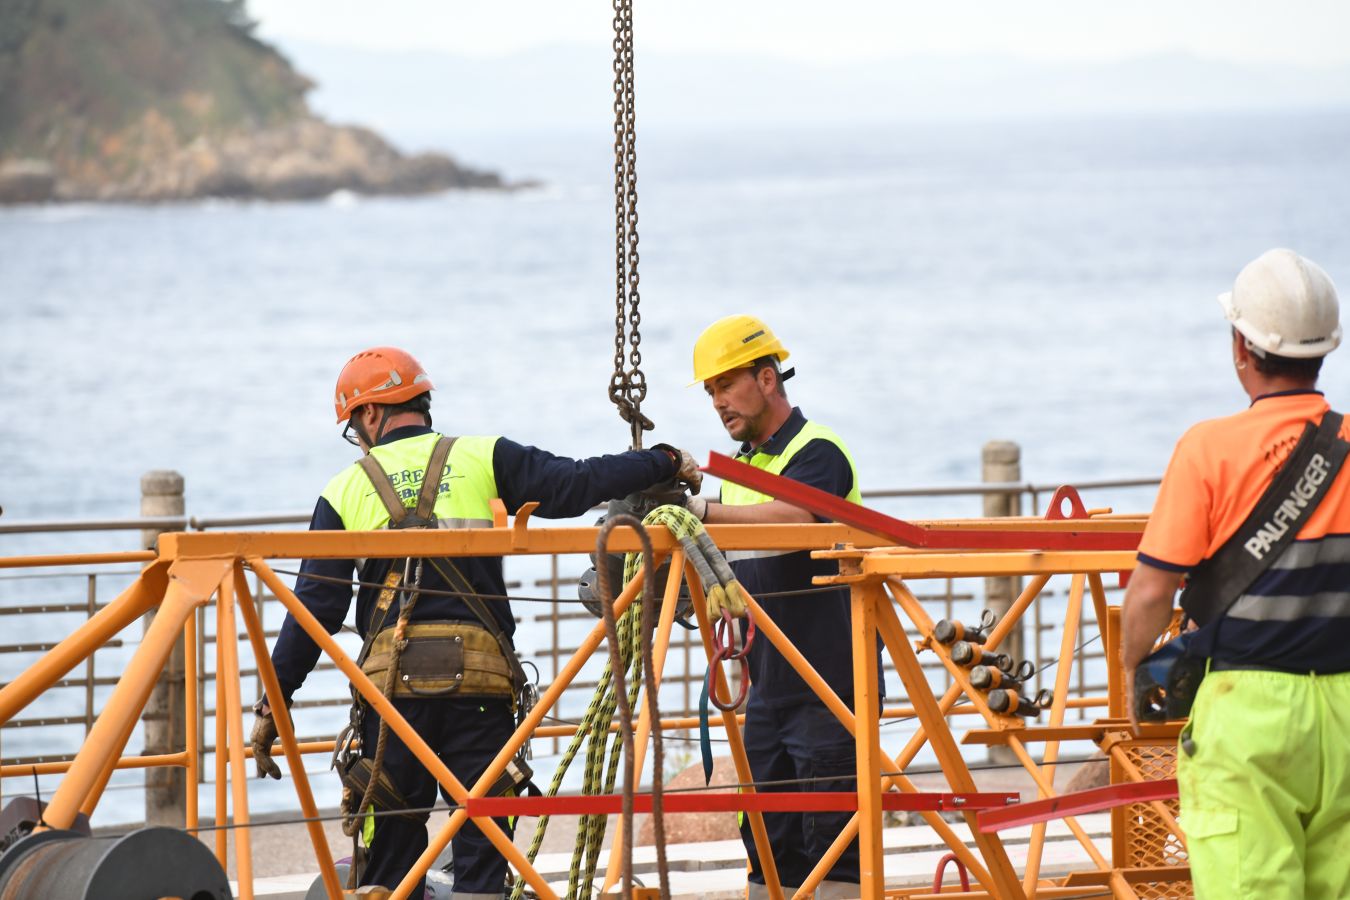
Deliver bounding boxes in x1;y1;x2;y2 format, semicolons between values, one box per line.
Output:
513;505;737;899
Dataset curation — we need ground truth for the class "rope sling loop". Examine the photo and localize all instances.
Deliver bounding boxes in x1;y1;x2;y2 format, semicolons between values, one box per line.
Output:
512;506;747;899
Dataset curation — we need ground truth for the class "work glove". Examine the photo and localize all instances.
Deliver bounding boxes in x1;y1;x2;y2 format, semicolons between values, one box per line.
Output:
250;698;285;780
653;443;703;495
685;495;709;521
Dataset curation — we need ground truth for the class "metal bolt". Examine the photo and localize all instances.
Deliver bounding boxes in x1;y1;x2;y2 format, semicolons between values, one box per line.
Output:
454;636;462;643
455;673;463;680
953;796;967;807
402;674;410;682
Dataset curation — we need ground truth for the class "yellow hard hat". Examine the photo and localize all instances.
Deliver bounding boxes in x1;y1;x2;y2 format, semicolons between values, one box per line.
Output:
690;314;791;384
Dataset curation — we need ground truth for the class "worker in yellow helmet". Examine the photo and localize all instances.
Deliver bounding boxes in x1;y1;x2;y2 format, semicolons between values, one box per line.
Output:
687;315;869;899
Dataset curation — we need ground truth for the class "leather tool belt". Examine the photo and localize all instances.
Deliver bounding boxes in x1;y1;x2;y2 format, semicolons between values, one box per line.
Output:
360;621;515;699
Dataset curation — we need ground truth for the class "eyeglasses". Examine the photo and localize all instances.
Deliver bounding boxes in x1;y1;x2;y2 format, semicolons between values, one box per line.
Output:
342;422;361;446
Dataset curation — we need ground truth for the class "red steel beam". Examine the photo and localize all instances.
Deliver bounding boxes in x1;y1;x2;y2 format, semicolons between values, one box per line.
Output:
467;791;1019;818
702;452;1141;551
977;779;1178;832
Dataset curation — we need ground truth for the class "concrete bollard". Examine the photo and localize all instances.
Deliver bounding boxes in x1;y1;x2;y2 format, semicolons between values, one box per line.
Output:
141;470;187;826
982;443;1024;765
981;442;1024;658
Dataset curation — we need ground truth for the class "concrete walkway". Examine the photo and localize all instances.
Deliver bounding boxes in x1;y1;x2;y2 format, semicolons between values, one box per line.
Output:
238;811;1112;898
208;759;1105;898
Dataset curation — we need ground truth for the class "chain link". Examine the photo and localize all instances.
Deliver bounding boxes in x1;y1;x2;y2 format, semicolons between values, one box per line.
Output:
607;0;652;449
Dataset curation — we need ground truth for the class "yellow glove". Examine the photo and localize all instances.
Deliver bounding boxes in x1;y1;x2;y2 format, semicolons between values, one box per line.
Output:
706;581;748;620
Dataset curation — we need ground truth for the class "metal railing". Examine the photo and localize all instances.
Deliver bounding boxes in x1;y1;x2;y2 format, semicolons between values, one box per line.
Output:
0;509;1160;899
0;475;1155;812
0;476;1162;535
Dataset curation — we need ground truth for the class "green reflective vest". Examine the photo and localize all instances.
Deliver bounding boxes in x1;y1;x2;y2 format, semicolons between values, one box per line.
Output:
721;420;861;508
322;432;501;530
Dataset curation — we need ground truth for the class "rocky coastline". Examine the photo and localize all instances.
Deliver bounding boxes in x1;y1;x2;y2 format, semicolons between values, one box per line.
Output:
0;0;515;205
0;117;506;205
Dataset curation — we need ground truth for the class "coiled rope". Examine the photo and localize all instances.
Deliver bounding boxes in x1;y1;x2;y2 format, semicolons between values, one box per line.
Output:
512;505;725;899
595;513;669;899
509;533;644;898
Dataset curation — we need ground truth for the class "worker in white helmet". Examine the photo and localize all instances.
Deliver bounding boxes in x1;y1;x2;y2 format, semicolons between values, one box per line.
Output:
1122;250;1350;898
686;315;870;899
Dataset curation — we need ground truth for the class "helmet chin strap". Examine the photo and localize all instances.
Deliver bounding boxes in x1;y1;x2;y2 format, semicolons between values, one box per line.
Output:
354;404;432;451
373;406;395;444
350;414;376;451
350;405;389;451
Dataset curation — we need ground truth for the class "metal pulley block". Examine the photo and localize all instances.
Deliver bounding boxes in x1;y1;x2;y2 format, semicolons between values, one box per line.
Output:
578;496;693;623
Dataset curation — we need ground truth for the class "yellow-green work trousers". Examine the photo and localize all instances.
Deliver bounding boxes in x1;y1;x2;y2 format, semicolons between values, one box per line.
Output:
1178;668;1350;899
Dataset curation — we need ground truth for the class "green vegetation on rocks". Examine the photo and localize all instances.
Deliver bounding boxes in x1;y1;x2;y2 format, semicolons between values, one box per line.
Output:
0;0;504;202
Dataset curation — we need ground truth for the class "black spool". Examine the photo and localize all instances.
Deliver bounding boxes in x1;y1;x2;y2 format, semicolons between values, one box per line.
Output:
0;826;231;900
932;619;961;645
987;688;1040;718
969;664;1004;690
951;642;1012;671
933;618;989;645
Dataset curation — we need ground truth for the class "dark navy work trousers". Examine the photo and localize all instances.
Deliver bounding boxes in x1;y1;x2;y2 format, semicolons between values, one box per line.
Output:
739;696;861;887
359;696;515;897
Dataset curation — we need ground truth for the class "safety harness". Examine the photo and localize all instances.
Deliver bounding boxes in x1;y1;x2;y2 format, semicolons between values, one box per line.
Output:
1135;411;1349;721
334;435;537;885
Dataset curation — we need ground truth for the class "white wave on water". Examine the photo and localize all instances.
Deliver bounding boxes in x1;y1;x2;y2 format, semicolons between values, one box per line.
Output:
4;202;106;223
326;188;361;207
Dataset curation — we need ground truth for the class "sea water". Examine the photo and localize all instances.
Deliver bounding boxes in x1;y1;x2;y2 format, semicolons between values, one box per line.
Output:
1;111;1348;824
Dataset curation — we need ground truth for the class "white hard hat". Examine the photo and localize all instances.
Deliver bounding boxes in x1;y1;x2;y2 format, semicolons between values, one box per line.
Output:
1218;248;1341;358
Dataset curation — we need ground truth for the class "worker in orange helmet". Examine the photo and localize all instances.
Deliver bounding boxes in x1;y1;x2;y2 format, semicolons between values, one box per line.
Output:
251;347;701;898
686;316;870;899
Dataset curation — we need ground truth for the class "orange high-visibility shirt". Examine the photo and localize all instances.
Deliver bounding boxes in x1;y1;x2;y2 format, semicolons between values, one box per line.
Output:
1138;390;1350;670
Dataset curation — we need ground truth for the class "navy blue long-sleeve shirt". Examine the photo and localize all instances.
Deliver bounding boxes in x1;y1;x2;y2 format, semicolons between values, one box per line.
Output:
270;426;676;703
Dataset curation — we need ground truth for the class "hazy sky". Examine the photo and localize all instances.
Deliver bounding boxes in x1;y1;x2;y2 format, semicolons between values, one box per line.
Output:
248;0;1350;66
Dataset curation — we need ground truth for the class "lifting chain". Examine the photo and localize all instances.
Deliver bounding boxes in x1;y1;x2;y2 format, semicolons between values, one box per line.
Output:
608;0;653;450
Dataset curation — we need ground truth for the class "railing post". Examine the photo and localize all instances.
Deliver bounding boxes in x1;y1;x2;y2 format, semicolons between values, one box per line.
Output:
982;442;1024;765
141;469;187;826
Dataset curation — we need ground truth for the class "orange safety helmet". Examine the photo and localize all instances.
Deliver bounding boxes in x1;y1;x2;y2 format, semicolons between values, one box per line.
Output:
333;347;435;423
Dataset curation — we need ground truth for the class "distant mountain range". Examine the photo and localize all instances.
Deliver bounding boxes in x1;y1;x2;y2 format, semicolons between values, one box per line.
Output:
276;39;1350;148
